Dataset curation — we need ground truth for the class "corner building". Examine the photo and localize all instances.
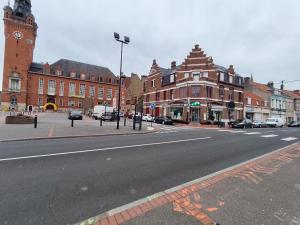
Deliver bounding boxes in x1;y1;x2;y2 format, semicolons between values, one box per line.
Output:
2;0;119;112
144;45;245;123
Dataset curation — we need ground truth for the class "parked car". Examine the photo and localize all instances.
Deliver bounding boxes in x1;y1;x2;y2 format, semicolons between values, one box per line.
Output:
288;121;300;127
252;121;267;128
154;116;174;125
142;114;154;122
92;105;114;120
101;112;117;121
231;119;253;129
265;118;284;128
68;111;83;120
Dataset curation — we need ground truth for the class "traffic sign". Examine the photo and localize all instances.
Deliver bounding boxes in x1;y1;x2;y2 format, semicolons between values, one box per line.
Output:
150;103;156;110
191;102;201;107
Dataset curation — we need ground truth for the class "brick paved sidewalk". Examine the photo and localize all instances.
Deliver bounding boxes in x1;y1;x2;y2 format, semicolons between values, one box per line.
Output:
76;142;300;225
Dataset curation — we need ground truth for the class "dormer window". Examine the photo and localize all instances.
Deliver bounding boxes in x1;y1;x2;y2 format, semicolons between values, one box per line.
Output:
220;72;225;81
56;70;62;76
80;74;86;80
99;77;103;82
70;72;76;78
229;76;233;83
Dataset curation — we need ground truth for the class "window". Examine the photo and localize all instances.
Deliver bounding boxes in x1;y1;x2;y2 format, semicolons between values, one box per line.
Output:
80;74;86;80
48;80;56;95
220;72;225;81
56;70;62;76
89;86;95;97
202;72;208;78
219;85;225;98
170;89;174;100
79;100;83;108
256;101;259;106
247;98;252;105
70;72;76;78
184;73;189;79
107;89;112;100
179;87;187;98
146;94;150;102
115;90;119;98
151;80;155;88
163;91;167;100
192;86;201;97
229;88;234;101
170;74;175;83
38;78;44;94
38;97;43;106
264;101;268;107
156;92;160;101
100;77;103;82
206;86;213;98
79;84;86;97
59;81;64;96
98;87;104;99
59;98;64;107
10;78;20;91
193;72;200;81
68;100;75;107
10;96;17;105
238;92;243;102
229;76;233;83
69;83;76;96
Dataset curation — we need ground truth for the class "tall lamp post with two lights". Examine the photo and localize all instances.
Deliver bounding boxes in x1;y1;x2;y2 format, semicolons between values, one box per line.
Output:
114;32;130;129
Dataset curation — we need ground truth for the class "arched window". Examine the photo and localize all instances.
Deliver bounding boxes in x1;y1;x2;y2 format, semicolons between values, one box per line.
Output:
10;96;17;106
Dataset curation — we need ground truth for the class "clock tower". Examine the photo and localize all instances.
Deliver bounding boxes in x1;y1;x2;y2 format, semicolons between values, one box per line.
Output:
2;0;37;111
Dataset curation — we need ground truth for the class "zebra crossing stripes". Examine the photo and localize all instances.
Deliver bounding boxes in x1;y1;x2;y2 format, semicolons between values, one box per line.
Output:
281;137;298;142
244;132;261;135
261;134;279;138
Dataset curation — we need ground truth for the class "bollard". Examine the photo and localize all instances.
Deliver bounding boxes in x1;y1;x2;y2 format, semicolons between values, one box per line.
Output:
139;119;142;131
71;119;74;127
34;115;37;128
100;118;103;127
133;117;136;130
124;118;126;127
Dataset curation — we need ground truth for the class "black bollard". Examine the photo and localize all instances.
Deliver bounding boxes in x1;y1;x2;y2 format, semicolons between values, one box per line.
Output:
71;119;74;127
34;115;37;128
100;118;103;127
124;118;126;127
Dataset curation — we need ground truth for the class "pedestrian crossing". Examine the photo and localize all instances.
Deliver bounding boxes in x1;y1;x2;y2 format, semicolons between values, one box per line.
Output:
217;129;299;142
155;125;197;134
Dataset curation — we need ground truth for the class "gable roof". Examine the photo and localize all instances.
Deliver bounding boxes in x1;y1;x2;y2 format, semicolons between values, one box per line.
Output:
251;82;272;92
244;91;264;101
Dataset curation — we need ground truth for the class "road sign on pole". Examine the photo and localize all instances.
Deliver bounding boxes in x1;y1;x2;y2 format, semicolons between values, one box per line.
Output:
150;103;156;110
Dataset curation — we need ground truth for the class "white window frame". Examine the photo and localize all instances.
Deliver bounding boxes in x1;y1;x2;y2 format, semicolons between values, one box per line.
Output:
151;80;155;88
98;87;104;99
69;83;76;96
79;84;86;97
170;74;175;83
89;85;95;97
192;72;200;81
220;72;224;81
184;73;189;79
59;81;64;97
229;76;233;83
107;89;112;100
9;78;21;92
38;78;44;94
48;80;56;95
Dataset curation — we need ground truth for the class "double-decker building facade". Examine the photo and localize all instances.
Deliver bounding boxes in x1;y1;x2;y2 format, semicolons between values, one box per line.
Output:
1;0;119;112
144;45;245;124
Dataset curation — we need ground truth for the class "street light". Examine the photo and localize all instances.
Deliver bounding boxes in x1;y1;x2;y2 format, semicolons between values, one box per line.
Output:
114;32;130;129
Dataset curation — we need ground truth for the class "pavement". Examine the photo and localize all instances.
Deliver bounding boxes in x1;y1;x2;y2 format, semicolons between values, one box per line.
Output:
0;126;299;225
0;112;155;141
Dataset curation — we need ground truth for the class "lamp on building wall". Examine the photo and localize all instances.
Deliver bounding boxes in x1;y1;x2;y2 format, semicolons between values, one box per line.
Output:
114;32;130;129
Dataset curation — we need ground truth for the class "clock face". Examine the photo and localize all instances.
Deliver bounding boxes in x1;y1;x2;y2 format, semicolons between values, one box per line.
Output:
13;31;23;40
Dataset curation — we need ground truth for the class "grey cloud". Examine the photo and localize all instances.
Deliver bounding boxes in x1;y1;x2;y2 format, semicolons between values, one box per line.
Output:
1;0;300;90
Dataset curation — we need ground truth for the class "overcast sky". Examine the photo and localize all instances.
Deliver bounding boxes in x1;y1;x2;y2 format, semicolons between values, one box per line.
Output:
1;0;300;90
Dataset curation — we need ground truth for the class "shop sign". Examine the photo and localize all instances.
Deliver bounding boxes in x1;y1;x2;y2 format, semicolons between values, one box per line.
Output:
191;102;201;107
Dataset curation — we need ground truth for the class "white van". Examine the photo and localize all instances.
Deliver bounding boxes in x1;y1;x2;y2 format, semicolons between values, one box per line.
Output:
266;118;284;128
92;105;114;120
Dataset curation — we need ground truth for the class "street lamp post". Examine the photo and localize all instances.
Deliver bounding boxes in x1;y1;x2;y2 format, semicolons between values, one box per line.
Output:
114;32;130;129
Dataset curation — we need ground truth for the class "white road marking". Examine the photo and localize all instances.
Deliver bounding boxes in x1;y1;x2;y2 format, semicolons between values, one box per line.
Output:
281;137;298;142
229;130;247;133
244;132;261;135
261;134;278;138
218;130;230;132
0;137;212;162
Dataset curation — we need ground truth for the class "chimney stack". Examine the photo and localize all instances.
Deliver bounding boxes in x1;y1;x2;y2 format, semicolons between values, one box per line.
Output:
171;61;176;69
280;81;284;90
267;81;274;89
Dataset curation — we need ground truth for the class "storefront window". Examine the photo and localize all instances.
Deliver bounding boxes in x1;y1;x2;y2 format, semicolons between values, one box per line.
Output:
170;107;183;120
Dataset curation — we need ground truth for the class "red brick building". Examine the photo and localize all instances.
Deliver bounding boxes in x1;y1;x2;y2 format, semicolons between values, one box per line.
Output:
1;0;119;112
144;44;245;123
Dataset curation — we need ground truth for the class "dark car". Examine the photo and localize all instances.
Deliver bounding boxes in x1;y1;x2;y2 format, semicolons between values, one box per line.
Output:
101;112;117;121
231;119;253;129
288;121;300;127
68;111;83;120
154;116;174;125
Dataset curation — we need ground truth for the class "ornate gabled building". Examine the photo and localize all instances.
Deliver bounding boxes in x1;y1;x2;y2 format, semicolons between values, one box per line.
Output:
143;44;245;123
1;0;119;112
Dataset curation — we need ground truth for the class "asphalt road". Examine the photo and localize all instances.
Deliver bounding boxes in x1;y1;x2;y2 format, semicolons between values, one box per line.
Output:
0;127;299;225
